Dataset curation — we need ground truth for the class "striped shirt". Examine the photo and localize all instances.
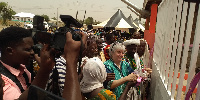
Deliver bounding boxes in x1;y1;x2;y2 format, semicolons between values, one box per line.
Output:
45;56;66;96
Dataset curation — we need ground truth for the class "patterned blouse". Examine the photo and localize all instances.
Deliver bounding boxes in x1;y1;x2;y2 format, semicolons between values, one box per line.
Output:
88;89;116;100
104;60;134;99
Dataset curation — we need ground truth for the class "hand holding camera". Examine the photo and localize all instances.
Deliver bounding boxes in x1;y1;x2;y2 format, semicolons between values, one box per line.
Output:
32;15;83;58
64;31;87;64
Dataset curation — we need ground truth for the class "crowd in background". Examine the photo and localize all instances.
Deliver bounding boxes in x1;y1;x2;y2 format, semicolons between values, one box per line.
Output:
0;26;152;100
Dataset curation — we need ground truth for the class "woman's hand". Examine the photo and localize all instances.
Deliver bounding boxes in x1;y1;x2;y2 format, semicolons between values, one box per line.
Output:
125;73;138;82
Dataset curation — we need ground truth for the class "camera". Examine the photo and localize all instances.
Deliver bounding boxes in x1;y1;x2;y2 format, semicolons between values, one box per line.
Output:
51;15;82;51
32;15;83;57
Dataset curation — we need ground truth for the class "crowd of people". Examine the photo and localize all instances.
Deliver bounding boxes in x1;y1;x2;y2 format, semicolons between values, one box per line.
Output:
0;26;152;100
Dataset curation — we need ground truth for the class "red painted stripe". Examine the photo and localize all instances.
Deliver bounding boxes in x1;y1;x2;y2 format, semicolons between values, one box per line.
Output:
149;4;158;33
168;72;188;80
171;84;197;93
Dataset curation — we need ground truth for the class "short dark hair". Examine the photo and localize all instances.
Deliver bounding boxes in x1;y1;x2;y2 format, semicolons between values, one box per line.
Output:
0;26;32;50
105;33;114;41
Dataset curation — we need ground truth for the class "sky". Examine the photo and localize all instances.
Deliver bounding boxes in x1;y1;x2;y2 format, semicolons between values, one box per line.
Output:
2;0;144;22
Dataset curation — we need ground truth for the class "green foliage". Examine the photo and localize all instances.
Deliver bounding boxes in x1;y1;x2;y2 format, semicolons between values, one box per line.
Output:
77;19;84;24
76;18;101;25
93;20;101;25
84;17;93;25
0;2;16;25
0;2;7;11
82;17;101;25
41;14;50;22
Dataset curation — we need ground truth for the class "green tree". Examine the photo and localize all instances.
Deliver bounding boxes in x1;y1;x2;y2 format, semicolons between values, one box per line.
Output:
0;2;16;25
84;17;93;25
41;14;50;22
93;20;101;25
77;19;84;24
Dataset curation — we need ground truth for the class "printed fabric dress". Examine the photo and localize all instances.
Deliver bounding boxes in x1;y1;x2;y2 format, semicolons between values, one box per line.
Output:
88;89;116;100
104;59;134;99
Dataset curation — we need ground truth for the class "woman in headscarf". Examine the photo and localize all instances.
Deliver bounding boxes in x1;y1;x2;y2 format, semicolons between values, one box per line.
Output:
80;57;135;100
104;42;138;99
80;57;115;99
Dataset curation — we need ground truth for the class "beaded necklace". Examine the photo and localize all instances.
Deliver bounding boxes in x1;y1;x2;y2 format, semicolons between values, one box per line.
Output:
125;54;137;70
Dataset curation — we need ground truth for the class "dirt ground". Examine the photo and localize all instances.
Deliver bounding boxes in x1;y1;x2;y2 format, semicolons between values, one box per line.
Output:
0;21;25;31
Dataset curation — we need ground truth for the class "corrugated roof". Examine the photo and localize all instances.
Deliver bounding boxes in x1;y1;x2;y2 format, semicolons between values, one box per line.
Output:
13;12;35;18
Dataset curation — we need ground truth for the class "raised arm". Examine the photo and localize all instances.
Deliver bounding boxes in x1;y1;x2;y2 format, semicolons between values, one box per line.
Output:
19;44;56;99
62;32;87;100
110;73;137;89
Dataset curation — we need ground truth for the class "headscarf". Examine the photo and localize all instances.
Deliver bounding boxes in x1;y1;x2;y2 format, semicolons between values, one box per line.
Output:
123;39;140;46
80;57;107;93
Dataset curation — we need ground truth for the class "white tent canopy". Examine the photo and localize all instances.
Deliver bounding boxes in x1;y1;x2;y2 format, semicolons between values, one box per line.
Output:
132;18;145;31
127;15;145;32
93;9;138;31
116;18;133;28
104;9;137;29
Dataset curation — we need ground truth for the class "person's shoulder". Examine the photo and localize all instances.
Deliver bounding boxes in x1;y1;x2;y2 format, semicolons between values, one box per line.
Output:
104;60;112;65
1;74;21;99
104;60;115;70
89;57;101;61
56;56;66;65
56;56;66;61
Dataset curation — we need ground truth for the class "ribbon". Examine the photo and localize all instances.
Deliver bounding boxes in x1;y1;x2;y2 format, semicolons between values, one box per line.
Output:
185;72;200;100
